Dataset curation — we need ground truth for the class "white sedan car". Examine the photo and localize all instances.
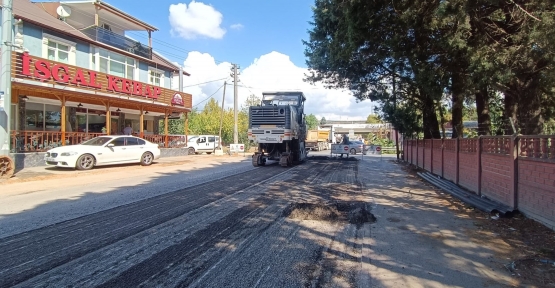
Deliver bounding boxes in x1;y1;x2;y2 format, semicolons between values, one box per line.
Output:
44;135;161;170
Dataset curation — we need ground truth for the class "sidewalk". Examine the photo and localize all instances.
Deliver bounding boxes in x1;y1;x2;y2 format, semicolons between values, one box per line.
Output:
6;154;250;183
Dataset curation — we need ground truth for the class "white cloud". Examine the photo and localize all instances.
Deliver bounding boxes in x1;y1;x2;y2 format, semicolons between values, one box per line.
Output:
169;1;226;39
230;23;244;30
176;51;373;120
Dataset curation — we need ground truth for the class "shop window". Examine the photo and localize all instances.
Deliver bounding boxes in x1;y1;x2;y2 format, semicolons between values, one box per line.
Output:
25;110;44;130
44;104;61;131
148;69;163;86
99;48;135;79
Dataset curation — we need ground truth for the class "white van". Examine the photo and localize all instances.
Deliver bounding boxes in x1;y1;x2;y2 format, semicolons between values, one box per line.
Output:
186;135;220;155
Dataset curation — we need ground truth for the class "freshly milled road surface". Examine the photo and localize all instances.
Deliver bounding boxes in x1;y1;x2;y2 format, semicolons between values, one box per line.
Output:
0;154;515;287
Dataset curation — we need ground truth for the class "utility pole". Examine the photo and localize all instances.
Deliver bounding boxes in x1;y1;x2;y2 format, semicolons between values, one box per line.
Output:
0;0;15;180
218;81;227;150
231;64;240;144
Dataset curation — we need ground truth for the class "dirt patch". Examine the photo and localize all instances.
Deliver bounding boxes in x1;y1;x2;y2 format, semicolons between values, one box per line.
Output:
394;161;555;287
476;212;555;286
283;201;376;228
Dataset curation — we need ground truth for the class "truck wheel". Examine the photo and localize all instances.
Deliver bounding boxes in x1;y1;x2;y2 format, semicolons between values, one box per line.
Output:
350;148;356;155
188;147;195;155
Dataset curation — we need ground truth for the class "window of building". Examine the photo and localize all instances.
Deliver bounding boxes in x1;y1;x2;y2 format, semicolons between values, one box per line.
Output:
149;70;162;86
47;40;69;63
43;33;76;65
99;48;136;79
148;68;164;87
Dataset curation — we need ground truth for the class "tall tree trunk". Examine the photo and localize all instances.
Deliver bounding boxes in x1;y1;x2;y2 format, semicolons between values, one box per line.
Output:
475;86;491;135
451;72;465;138
503;92;518;135
422;96;441;139
517;77;543;135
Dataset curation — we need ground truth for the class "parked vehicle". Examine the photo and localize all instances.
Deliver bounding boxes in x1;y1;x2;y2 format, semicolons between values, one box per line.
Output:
305;130;330;151
44;135;161;170
186;135;220;155
348;141;364;154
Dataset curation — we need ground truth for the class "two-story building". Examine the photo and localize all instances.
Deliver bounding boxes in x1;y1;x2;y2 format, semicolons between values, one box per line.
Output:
3;0;192;159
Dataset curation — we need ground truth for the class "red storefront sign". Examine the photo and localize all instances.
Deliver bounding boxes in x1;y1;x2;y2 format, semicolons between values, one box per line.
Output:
20;52;161;99
171;93;184;106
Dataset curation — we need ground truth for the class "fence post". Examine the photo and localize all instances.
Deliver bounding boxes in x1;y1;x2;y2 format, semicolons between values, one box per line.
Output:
455;137;460;185
510;136;519;209
430;139;433;173
477;136;482;196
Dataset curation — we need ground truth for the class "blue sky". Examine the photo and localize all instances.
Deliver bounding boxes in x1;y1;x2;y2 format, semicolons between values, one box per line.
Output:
111;0;314;68
104;0;374;120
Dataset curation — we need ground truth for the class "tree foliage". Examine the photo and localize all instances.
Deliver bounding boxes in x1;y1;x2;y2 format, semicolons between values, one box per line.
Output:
305;114;319;130
366;114;381;124
159;95;260;148
304;0;555;138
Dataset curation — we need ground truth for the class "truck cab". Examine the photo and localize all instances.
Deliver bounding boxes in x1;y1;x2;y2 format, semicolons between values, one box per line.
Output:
187;135;220;155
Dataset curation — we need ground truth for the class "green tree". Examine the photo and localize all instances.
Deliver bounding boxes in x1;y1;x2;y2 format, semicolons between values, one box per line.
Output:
366;114;381;124
304;0;555;137
305;114;319;130
320;117;327;125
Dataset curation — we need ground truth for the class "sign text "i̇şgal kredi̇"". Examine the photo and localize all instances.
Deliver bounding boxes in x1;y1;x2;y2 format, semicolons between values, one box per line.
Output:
20;52;162;99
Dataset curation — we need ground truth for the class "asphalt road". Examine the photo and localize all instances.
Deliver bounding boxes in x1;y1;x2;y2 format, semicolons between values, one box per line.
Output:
0;152;515;287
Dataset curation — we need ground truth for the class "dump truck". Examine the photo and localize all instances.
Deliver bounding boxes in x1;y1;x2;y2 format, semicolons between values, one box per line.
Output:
305;130;330;151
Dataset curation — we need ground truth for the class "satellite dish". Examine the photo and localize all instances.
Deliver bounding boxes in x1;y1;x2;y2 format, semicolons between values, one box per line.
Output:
56;5;72;18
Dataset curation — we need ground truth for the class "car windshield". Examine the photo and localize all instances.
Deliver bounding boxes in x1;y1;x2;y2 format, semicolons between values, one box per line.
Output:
81;137;113;146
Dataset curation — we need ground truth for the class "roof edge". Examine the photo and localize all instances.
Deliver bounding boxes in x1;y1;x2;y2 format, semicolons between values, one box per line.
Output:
95;1;158;31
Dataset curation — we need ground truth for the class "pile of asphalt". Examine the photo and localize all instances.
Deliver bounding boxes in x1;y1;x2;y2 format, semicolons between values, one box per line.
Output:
283;201;376;227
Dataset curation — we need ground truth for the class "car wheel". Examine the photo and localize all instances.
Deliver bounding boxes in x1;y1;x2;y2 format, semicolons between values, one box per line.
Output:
141;152;154;166
188;147;195;155
350;148;356;155
76;154;95;170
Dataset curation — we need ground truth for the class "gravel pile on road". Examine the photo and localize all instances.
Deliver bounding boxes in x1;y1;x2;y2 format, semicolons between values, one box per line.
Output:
283;201;375;227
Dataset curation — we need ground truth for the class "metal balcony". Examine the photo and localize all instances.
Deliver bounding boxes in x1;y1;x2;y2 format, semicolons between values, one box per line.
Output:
82;26;152;59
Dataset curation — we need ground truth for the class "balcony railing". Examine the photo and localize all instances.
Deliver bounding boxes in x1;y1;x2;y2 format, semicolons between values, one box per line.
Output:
10;131;186;153
81;26;152;59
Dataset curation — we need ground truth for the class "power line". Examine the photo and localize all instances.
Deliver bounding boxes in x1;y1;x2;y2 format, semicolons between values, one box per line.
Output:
193;82;227;108
183;78;228;88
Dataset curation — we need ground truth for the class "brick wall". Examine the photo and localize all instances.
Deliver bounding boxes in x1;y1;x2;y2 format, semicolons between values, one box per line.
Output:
458;151;479;193
481;153;513;205
417;140;424;168
443;139;457;183
405;136;555;230
432;139;443;176
518;159;555;229
424;140;432;171
411;140;415;164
